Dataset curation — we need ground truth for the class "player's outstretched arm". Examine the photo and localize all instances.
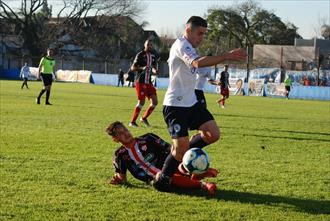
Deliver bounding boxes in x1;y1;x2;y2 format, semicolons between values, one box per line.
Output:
208;79;221;86
192;48;247;68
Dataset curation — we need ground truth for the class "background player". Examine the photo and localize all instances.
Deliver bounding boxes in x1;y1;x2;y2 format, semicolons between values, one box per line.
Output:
106;121;218;195
217;64;230;108
129;39;159;127
36;48;56;105
284;74;292;99
153;16;246;192
195;66;221;109
19;62;30;89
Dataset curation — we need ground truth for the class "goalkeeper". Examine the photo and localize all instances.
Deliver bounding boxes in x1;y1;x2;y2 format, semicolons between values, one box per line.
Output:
106;121;218;195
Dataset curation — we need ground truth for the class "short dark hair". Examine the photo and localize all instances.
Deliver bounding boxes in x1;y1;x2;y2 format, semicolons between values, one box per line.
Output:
106;121;124;136
186;16;207;28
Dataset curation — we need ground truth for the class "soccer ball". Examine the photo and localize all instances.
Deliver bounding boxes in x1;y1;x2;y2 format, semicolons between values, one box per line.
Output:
182;148;209;174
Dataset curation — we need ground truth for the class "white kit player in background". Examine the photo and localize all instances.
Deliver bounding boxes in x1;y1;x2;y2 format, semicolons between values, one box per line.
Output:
20;62;31;89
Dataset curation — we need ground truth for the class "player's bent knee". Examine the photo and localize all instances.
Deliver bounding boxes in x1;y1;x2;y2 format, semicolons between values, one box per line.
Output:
210;130;220;142
137;101;145;107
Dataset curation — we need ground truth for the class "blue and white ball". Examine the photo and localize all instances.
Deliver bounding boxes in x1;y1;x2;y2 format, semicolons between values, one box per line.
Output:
182;148;209;174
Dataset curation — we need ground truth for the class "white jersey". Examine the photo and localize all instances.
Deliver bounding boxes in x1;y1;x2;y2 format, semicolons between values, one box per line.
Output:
163;36;200;107
195;67;212;91
20;66;30;78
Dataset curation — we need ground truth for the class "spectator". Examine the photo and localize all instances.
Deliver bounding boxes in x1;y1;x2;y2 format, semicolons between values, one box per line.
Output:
126;69;135;87
117;69;124;87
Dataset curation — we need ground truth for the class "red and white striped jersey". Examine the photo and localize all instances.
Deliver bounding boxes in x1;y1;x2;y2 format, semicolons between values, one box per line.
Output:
112;133;170;182
133;50;159;84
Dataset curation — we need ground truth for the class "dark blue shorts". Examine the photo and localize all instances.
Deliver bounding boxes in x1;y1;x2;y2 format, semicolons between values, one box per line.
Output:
195;89;207;109
163;102;214;138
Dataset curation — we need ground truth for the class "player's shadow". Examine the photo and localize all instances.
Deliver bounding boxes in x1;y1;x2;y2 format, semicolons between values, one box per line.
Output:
172;188;330;215
212;113;289;120
243;133;330;143
222;126;330;137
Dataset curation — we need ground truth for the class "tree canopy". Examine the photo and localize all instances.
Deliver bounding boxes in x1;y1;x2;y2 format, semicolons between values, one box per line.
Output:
200;0;301;55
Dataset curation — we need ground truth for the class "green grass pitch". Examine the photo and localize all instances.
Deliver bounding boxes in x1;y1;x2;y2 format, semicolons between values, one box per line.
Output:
1;80;329;220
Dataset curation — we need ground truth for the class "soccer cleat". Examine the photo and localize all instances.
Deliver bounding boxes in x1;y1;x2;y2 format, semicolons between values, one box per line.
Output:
140;118;151;127
45;102;52;105
128;122;138;127
36;98;40;104
221;105;225;109
202;182;217;196
191;167;219;180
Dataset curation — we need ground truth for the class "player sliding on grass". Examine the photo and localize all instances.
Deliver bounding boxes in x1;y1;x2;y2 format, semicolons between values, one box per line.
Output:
106;121;218;195
153;16;247;192
129;39;159;128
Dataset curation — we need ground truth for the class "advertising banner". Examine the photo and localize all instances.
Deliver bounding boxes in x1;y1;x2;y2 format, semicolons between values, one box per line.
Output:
265;83;286;97
229;78;245;95
56;70;91;83
248;79;265;96
28;67;39;80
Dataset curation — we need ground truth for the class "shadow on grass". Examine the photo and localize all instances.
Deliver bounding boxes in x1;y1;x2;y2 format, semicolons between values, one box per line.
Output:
222;126;330;137
171;188;330;215
217;189;330;215
243;133;330;143
213;113;289;120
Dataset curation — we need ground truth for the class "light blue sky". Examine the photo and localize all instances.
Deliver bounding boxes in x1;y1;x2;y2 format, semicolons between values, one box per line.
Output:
138;0;330;39
5;0;330;39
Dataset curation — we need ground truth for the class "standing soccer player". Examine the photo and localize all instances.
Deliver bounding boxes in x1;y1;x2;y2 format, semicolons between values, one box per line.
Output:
20;62;30;89
152;16;246;191
129;39;159;127
284;75;292;99
36;48;56;105
217;64;230;108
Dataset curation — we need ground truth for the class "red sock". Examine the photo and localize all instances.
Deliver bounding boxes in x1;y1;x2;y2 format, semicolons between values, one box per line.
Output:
131;106;141;122
171;173;201;189
220;99;225;106
142;106;155;120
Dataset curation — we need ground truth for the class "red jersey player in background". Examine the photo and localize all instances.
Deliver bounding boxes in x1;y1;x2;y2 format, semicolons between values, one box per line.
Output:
129;39;159;127
106;121;218;195
217;64;230;108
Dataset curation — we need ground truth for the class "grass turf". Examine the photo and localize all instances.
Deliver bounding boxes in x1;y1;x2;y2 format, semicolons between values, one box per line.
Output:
1;80;329;220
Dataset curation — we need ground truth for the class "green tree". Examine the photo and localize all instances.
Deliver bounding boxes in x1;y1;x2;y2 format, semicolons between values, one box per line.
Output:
200;0;301;55
0;0;48;56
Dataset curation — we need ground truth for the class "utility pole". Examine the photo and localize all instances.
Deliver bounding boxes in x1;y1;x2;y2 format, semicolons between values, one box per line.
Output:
246;46;250;83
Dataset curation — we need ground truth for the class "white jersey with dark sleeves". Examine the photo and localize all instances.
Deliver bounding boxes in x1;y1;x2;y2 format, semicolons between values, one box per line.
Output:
195;67;212;91
163;36;200;107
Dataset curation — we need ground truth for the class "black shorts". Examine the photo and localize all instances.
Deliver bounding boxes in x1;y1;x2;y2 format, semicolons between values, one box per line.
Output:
163;102;214;138
285;86;290;91
41;73;53;86
195;89;207;109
